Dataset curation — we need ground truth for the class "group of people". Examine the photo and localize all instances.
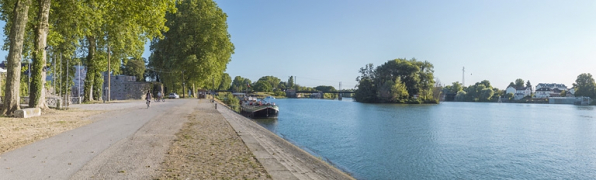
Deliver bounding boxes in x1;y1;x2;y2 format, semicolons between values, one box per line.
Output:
145;90;164;108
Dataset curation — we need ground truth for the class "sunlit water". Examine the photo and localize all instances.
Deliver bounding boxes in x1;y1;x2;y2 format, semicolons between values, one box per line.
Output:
252;98;596;179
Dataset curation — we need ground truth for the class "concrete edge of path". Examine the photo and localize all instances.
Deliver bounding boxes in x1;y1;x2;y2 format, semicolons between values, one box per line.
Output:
216;102;355;180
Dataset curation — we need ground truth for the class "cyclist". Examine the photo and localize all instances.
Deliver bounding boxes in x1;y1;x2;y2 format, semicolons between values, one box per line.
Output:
145;90;152;108
157;91;162;102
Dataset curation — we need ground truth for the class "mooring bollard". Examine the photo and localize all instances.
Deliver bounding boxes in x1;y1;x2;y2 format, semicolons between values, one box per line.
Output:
215;103;217;109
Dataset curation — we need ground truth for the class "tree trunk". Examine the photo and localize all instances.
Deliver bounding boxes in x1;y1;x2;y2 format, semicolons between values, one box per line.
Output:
29;0;51;109
83;36;96;102
2;0;31;116
92;69;103;100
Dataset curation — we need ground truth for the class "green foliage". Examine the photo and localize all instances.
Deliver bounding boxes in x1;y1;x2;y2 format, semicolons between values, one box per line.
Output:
354;58;436;103
392;78;409;101
218;73;232;90
93;68;103;100
354;78;377;103
243;79;252;92
462;80;494;102
314;85;337;92
149;0;234;93
505;93;514;100
121;57;146;81
573;73;596;99
288;76;294;89
218;92;239;112
253;81;272;92
480;88;494;101
455;90;466;101
256;76;281;91
230;76;243;91
515;78;525;88
450;81;463;94
277;81;287;91
273;90;285;97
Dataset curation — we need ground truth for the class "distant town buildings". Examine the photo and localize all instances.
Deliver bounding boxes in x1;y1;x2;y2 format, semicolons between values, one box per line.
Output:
534;83;574;98
505;82;576;100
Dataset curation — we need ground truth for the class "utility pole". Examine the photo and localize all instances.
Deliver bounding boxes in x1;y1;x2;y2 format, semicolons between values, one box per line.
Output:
338;81;342;101
53;53;55;96
212;75;215;102
78;61;81;101
59;53;62;105
182;71;185;98
462;66;465;87
66;56;69;109
107;46;110;102
27;60;30;95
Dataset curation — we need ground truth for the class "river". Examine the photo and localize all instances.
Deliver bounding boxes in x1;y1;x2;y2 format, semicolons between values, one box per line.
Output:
252;98;596;179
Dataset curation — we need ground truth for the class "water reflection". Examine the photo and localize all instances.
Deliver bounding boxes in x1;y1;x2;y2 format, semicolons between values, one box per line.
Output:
252;100;596;179
576;106;594;110
252;118;277;131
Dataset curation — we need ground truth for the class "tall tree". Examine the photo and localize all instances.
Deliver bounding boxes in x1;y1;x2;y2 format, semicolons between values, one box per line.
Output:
253;81;271;92
218;73;231;90
288;76;294;89
121;57;146;81
230;76;245;92
149;0;234;94
573;73;596;99
257;76;281;90
82;0;176;102
1;0;31;115
515;78;525;88
354;58;436;103
354;78;376;103
28;0;51;108
450;81;463;94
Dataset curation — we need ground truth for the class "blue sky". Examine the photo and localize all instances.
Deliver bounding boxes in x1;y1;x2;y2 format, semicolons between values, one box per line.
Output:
2;0;596;90
207;0;596;89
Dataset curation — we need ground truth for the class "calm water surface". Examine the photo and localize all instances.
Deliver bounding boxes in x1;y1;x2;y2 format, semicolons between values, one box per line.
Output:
253;98;596;179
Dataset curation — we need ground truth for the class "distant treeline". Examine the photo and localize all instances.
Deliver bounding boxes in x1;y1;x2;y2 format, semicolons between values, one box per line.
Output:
217;75;344;99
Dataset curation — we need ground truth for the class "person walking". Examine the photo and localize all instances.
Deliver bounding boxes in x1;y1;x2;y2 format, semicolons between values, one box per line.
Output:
145;90;152;108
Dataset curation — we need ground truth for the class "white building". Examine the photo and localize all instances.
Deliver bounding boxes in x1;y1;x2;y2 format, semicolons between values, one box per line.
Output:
505;85;532;100
505;86;516;95
534;83;570;98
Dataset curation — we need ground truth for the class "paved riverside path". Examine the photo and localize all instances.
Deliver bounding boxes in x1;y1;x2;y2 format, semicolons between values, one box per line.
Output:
1;99;353;179
0;99;193;179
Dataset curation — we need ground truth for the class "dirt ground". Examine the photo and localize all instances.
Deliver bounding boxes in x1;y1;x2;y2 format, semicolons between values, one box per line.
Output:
0;108;103;154
156;100;271;180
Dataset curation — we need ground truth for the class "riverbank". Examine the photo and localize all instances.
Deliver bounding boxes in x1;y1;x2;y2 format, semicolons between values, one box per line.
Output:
215;100;355;179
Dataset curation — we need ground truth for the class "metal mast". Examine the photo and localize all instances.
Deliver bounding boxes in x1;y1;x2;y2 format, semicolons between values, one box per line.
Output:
462;66;465;87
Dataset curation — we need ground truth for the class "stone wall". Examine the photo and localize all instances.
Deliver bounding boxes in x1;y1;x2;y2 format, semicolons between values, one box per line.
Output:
104;75;151;100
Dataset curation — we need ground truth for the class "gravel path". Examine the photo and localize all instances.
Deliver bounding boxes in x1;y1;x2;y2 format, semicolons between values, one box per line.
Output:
156;99;270;179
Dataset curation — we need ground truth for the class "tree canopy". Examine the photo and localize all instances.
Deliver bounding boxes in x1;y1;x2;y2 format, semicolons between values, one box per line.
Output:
515;78;525;88
149;0;234;94
573;73;596;99
218;73;232;91
354;58;437;103
121;57;146;81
